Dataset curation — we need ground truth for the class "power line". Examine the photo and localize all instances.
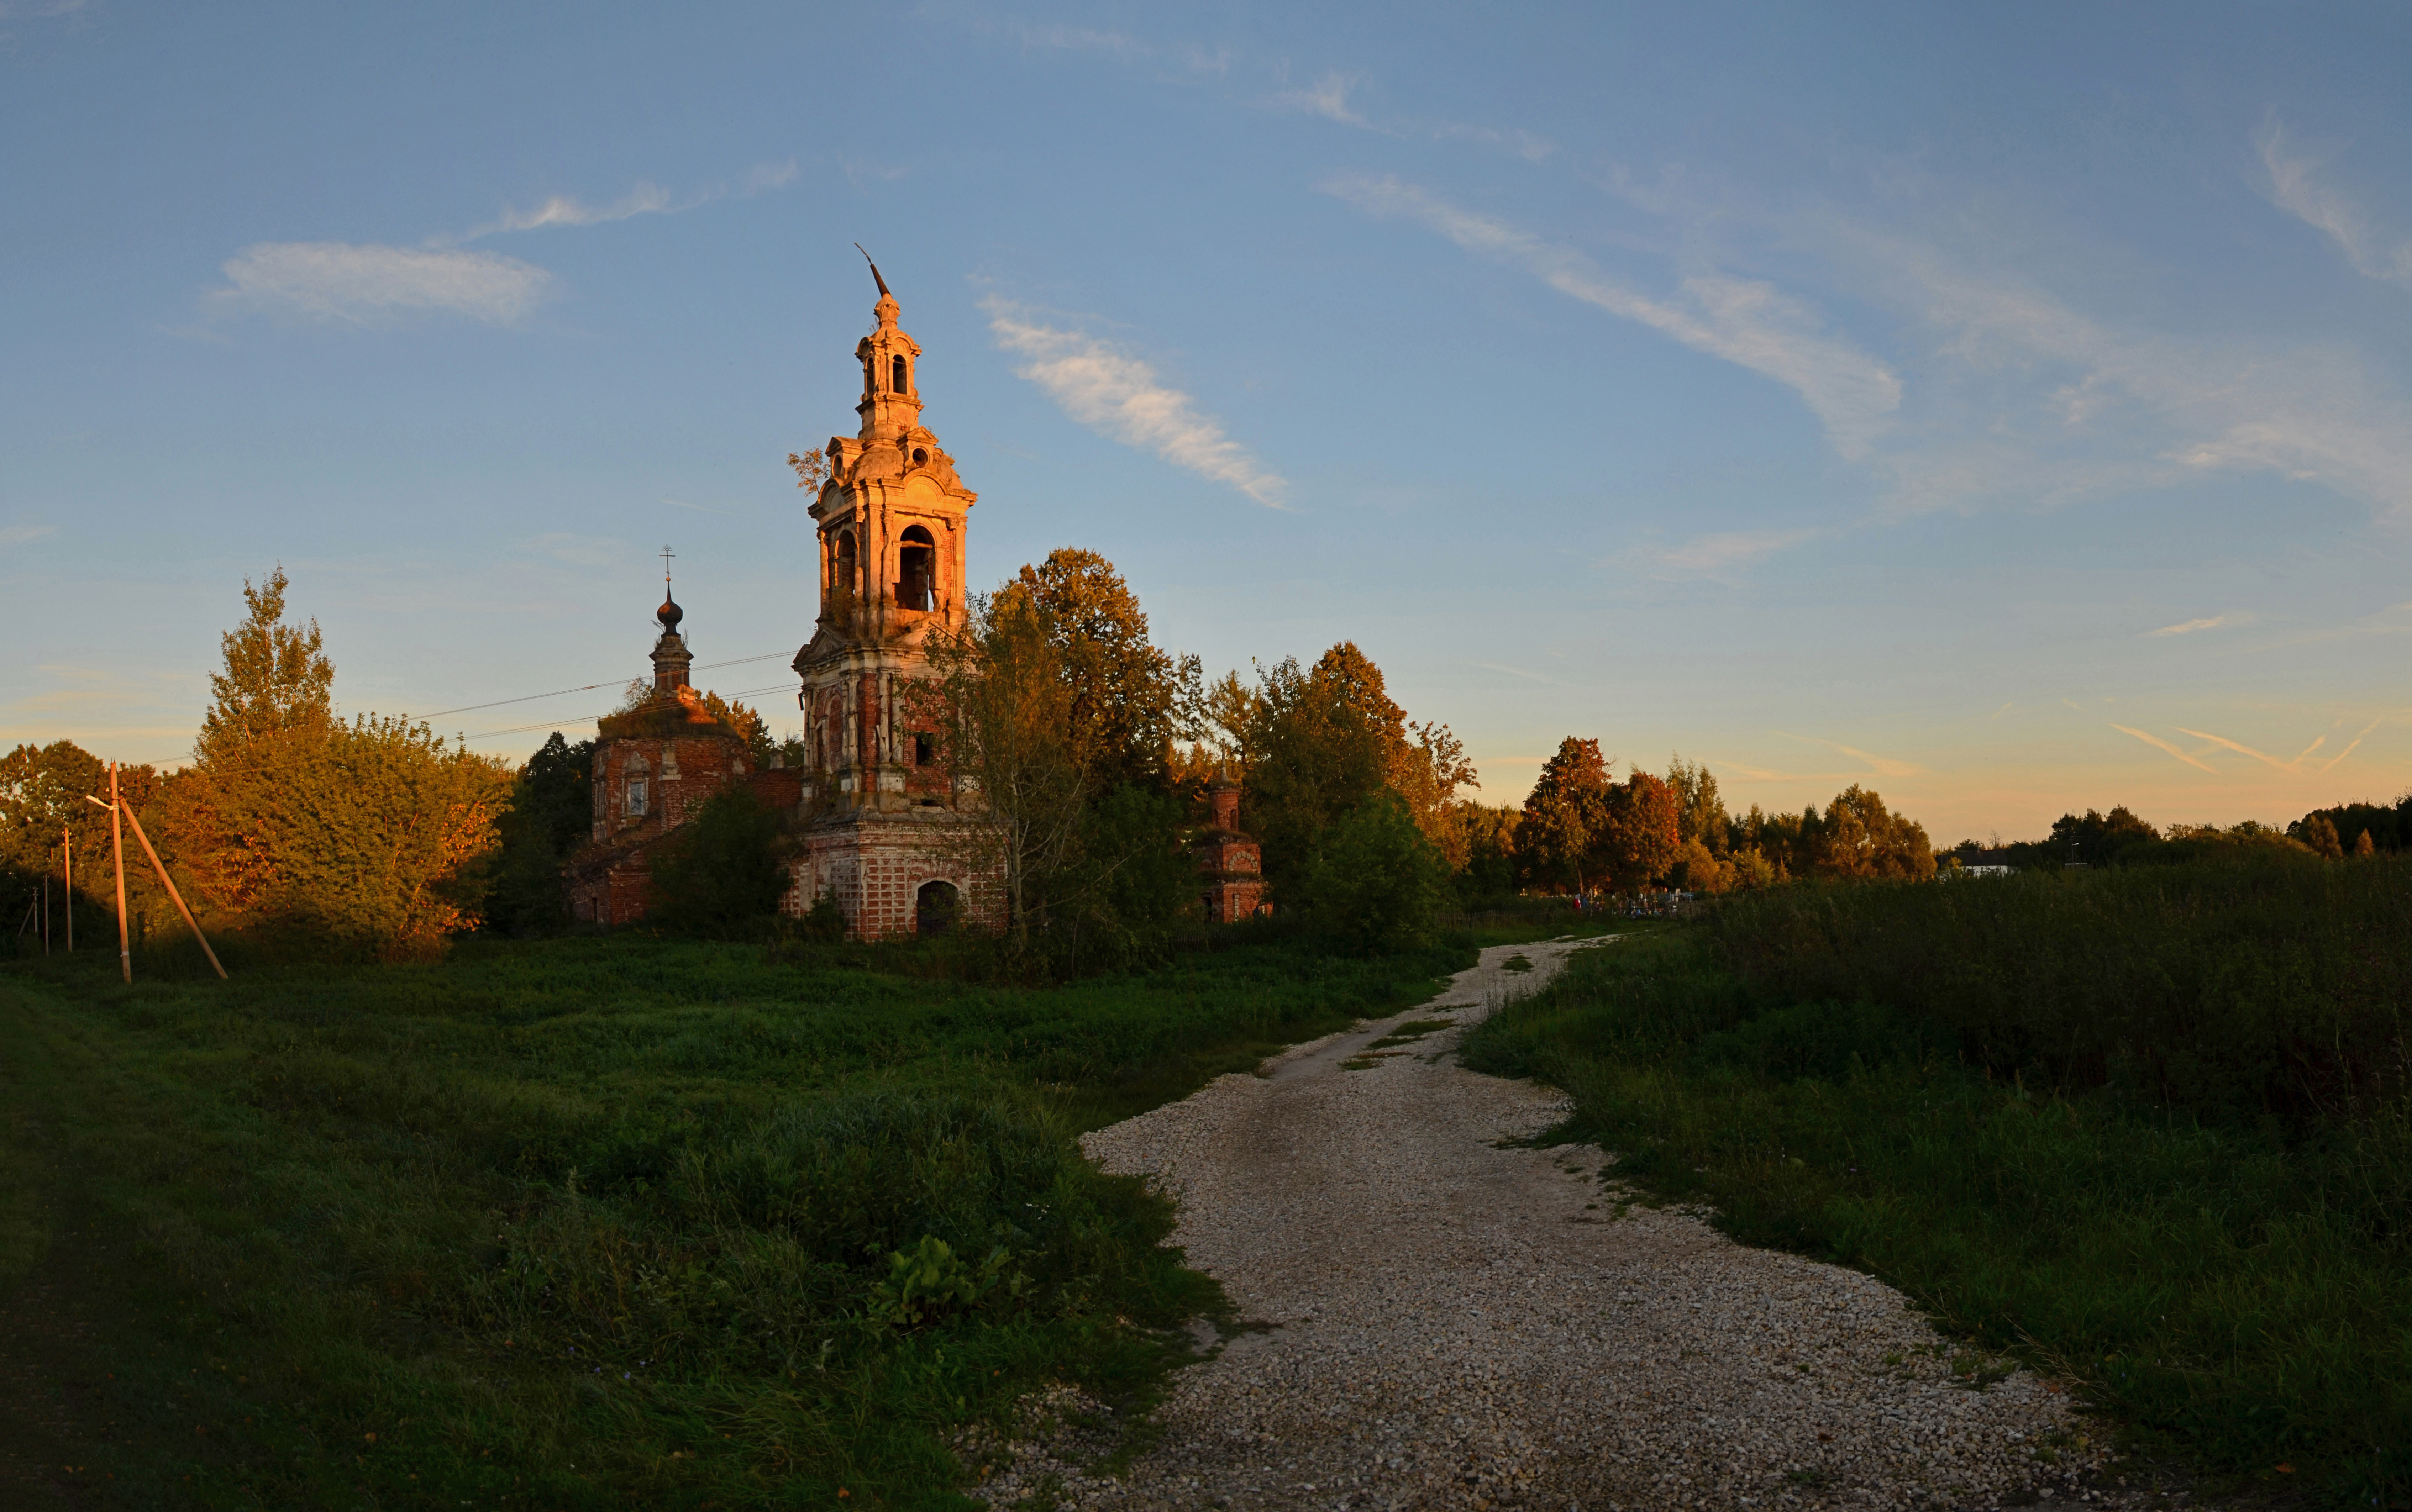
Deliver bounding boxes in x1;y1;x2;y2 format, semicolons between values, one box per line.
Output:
458;681;802;743
423;653;794;718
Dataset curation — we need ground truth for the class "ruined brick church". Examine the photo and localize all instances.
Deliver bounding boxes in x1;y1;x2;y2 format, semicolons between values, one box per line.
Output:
567;265;995;937
566;263;1266;938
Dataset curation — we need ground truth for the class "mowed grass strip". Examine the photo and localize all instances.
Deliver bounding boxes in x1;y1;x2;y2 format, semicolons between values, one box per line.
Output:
0;929;1471;1509
1462;863;2412;1510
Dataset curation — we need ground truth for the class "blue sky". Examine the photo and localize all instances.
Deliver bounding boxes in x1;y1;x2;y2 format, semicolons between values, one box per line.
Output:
5;1;2410;842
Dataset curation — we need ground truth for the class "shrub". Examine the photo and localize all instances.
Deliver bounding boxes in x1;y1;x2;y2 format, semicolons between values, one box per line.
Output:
1293;792;1453;954
646;786;788;935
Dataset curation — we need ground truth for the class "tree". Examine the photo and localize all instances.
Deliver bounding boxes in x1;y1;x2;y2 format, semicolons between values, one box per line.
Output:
1664;754;1730;854
198;567;333;757
161;570;510;957
1447;801;1521;905
485;732;595;935
2300;813;2344;860
2354;828;2377;858
1597;770;1681;892
1518;738;1612;894
995;549;1191;785
916;590;1087;947
647;785;788;934
1812;786;1936;880
1291;792;1453;955
1240;642;1472;897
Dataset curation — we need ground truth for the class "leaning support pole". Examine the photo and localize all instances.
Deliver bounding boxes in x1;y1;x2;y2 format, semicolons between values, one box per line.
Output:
117;802;226;980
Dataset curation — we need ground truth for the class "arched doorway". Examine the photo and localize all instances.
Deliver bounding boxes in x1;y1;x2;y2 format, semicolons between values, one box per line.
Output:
916;880;960;936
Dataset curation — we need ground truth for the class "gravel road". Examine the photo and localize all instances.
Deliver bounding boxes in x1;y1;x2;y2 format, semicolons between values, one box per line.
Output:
964;938;2148;1511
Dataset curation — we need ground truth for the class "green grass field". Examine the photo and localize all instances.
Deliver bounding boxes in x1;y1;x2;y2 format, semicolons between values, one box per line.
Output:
0;921;1573;1510
1464;859;2412;1510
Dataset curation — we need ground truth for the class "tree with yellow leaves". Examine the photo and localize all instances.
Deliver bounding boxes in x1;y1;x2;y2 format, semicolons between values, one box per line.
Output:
162;569;511;958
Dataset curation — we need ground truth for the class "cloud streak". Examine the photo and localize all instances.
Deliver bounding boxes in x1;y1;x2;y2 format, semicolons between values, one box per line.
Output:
1330;175;1902;457
1655;528;1819;575
1831;221;2412;520
459;160;797;241
209;243;552;325
2148;613;2240;637
1272;72;1366;127
2258;115;2412;289
983;299;1287;506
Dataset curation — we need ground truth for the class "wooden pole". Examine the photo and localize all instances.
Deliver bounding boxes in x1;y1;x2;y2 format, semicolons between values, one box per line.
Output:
117;801;226;980
109;764;129;981
62;828;71;952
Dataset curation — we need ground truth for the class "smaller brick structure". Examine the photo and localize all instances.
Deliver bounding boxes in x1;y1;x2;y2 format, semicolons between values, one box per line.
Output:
1194;775;1268;923
566;589;760;926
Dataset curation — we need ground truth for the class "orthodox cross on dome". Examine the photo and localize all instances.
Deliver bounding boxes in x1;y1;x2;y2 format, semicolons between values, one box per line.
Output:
660;544;675;586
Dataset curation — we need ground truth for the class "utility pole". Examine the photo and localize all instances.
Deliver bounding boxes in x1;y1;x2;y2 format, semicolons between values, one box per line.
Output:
109;763;129;982
62;828;71;952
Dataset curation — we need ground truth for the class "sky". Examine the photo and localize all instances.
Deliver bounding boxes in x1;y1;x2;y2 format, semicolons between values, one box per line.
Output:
5;0;2411;843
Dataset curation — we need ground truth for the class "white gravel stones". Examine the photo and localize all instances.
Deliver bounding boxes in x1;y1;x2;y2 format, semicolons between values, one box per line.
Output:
976;939;2149;1511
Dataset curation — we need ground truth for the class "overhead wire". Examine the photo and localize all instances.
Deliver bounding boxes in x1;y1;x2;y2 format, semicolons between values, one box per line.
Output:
457;681;802;743
423;652;794;718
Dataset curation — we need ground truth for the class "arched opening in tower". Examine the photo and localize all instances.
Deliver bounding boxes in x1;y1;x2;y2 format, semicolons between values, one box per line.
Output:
891;354;908;394
831;530;858;609
915;880;960;936
898;525;935;611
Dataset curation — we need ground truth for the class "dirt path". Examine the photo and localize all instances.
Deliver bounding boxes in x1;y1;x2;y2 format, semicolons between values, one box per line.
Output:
972;938;2128;1511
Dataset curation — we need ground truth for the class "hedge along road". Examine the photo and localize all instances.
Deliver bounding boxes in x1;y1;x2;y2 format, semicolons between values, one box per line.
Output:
969;937;2150;1512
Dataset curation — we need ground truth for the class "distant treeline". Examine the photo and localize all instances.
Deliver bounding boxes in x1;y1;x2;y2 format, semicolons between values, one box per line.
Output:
1449;746;1934;900
1945;789;2412;873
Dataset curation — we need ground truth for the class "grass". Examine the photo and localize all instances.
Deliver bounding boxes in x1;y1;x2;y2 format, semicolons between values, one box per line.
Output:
1462;865;2412;1511
0;922;1520;1510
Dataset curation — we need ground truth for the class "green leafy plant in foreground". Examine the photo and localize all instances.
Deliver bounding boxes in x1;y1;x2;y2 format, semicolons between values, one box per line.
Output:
1463;890;2412;1509
0;927;1503;1508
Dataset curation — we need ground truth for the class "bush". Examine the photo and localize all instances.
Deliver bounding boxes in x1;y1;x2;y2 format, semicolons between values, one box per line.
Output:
646;786;788;935
1708;849;2412;1125
1293;792;1453;955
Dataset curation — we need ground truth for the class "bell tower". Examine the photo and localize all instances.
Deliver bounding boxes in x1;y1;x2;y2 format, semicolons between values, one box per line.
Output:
788;255;989;937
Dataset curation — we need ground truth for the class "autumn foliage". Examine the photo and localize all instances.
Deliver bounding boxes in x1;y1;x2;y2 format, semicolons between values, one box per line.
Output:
159;569;511;958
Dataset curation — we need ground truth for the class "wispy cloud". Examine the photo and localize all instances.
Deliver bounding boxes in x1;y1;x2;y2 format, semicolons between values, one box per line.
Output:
1433;122;1553;162
2112;723;2219;773
0;0;89;17
1778;732;1923;779
0;523;57;547
1330;175;1902;457
2114;717;2385;776
208;243;552;326
1654;528;1818;575
983;298;1287;506
2148;613;2244;638
1830;222;2412;519
520;533;631;569
1272;71;1367;127
470;183;674;237
2258;114;2412;289
459;160;798;241
1010;22;1153;61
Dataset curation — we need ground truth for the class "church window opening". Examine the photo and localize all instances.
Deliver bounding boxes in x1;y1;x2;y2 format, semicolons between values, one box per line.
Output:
913;732;935;765
832;530;858;600
898;524;935;611
892;354;909;393
626;776;648;818
911;447;928;465
916;880;960;936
